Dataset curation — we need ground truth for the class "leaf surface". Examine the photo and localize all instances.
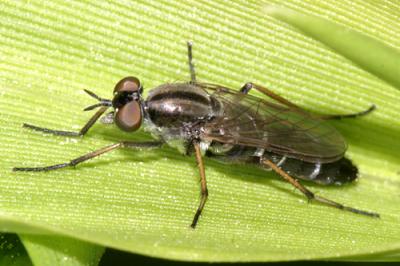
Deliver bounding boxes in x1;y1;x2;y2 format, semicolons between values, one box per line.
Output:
0;0;399;262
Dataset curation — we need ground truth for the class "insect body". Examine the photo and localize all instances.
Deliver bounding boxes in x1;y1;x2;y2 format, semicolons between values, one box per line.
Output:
14;42;379;228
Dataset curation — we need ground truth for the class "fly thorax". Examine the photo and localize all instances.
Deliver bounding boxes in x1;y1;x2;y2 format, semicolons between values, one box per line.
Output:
142;83;223;155
144;83;220;128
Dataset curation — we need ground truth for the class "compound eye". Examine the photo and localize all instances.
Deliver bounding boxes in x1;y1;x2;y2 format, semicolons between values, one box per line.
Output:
115;100;142;131
114;76;141;94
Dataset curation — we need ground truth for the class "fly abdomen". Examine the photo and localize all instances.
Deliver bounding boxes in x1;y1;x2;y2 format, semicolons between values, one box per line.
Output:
206;144;358;185
264;152;358;185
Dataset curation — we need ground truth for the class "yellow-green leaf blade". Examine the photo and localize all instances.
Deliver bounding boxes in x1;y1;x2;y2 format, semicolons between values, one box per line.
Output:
0;0;399;262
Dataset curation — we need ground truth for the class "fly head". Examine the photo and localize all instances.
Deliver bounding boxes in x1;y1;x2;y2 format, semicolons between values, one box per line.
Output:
112;76;143;132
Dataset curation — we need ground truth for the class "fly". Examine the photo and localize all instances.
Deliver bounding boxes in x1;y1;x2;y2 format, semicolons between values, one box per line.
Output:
13;42;379;228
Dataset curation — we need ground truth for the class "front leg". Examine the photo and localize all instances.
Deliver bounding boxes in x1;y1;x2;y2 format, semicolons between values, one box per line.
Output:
23;106;109;137
13;141;163;172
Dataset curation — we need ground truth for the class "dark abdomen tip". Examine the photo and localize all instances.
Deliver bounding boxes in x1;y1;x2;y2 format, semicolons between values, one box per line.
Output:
303;157;358;185
335;157;358;184
264;153;359;185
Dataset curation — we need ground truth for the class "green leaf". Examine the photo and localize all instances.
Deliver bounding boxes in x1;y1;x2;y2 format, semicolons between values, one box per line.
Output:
265;5;400;89
0;0;399;262
19;234;104;266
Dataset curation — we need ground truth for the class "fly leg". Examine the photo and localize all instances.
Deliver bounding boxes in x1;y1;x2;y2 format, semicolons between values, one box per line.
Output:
316;104;376;120
23;106;109;137
261;158;380;218
240;82;375;120
13;141;162;172
191;142;208;228
187;41;196;83
240;82;303;110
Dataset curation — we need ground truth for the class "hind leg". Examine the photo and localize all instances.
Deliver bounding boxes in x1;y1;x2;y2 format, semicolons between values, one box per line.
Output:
261;158;379;218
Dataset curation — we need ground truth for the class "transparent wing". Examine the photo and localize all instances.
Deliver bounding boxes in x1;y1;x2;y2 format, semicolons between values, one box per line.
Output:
196;83;347;163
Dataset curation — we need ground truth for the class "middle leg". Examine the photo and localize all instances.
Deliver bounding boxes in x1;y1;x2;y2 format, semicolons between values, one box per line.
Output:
191;142;208;228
